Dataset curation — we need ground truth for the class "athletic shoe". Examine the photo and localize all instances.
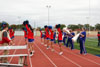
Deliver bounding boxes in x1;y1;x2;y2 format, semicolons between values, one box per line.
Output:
46;46;50;50
51;49;54;52
28;49;30;51
44;44;47;46
84;53;87;55
71;49;74;50
30;52;33;56
59;52;63;55
32;50;35;54
41;43;44;44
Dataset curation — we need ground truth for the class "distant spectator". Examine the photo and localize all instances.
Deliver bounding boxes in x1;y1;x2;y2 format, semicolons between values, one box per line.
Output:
97;31;100;47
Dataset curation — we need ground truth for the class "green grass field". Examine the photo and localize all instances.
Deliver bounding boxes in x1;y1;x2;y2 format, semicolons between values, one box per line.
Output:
58;37;100;55
74;38;100;55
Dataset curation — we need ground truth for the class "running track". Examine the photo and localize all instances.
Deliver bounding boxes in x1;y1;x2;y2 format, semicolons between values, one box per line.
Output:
1;36;100;67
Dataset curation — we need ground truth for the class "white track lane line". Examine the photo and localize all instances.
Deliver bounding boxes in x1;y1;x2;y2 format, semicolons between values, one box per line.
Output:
34;42;57;67
36;39;81;67
54;51;82;67
9;37;23;63
54;44;100;66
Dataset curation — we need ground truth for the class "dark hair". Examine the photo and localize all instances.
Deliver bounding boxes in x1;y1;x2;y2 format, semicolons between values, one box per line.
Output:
56;24;60;29
29;25;33;32
23;20;29;25
98;31;100;34
44;25;48;28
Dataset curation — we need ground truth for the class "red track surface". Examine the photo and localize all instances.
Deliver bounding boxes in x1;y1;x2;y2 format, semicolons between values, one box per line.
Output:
0;36;100;67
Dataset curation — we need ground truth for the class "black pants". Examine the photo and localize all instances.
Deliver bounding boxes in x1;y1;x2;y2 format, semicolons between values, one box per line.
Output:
98;39;100;47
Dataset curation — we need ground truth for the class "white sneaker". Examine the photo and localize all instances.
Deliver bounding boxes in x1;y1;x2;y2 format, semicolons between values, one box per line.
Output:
46;47;49;50
59;52;63;55
51;49;54;52
28;49;30;51
30;52;34;56
84;53;87;55
46;46;50;50
41;43;44;44
32;50;35;54
44;44;47;46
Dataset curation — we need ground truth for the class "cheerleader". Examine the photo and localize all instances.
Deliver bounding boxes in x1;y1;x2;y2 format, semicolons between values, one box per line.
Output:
97;31;100;47
40;29;44;44
23;20;35;56
44;25;50;49
56;24;63;55
48;26;54;51
9;27;15;43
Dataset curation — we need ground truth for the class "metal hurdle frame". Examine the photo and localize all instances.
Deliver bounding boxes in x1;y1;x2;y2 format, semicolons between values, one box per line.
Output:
0;45;28;67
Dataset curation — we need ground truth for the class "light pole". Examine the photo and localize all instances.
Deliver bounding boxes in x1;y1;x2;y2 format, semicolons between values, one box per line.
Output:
18;16;21;24
46;5;51;25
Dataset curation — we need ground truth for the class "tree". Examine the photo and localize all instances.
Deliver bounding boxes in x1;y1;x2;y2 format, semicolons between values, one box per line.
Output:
60;24;66;30
78;24;83;29
95;23;100;30
67;24;79;30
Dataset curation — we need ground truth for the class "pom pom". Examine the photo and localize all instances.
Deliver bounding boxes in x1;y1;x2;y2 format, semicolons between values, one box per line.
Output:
48;26;52;29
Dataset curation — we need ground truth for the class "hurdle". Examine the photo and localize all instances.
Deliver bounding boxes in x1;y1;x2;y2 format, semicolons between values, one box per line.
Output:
0;45;28;67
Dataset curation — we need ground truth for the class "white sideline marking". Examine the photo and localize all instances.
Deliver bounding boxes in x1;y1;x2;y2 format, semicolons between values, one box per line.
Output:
36;39;81;67
55;51;82;67
9;37;23;63
34;42;57;67
54;45;100;66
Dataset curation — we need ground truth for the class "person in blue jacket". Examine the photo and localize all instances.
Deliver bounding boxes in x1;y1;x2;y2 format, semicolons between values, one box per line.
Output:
79;27;87;55
53;30;56;44
66;29;75;50
63;32;67;46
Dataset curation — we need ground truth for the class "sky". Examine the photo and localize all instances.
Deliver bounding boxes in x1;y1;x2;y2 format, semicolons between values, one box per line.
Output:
0;0;100;27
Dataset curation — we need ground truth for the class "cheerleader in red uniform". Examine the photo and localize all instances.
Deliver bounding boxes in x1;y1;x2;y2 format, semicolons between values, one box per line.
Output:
97;31;100;47
44;25;50;49
9;27;15;43
40;29;44;44
48;26;54;51
56;24;63;55
23;20;34;56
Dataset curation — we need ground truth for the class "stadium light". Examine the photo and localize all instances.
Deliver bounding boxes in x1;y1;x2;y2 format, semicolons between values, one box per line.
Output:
46;5;51;25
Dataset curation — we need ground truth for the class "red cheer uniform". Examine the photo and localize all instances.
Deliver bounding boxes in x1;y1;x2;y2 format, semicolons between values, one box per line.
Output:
25;24;34;39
